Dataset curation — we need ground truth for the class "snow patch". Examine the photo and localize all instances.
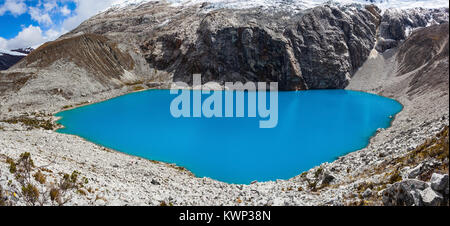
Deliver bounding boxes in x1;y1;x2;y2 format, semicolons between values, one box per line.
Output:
109;0;449;11
0;49;27;56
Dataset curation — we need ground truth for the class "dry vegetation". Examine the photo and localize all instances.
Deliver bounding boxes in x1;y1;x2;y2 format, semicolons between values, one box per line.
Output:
0;152;89;206
348;126;449;205
1;116;57;130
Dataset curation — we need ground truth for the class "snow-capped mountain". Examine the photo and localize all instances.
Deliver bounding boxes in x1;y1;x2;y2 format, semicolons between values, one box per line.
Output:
0;49;27;57
109;0;449;11
9;47;34;55
0;48;33;70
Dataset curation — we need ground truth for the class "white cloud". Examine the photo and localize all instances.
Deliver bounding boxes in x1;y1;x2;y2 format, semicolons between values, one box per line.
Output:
60;5;71;16
0;0;27;16
0;37;8;49
0;25;60;50
43;1;58;12
61;0;120;32
28;6;53;26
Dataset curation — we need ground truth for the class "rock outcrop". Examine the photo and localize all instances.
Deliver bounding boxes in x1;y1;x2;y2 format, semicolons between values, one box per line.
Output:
376;8;449;52
58;2;382;90
382;179;429;206
382;173;449;206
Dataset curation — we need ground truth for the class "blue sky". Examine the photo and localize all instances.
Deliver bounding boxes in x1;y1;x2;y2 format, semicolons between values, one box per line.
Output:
0;0;125;50
0;1;76;38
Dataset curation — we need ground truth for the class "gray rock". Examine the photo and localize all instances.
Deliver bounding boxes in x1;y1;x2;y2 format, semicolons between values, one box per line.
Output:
151;179;160;185
430;174;449;192
375;38;399;52
316;169;335;187
382;179;429;206
407;163;423;179
409;190;423;206
421;187;443;206
95;199;106;206
378;8;449;52
321;172;335;186
362;188;373;198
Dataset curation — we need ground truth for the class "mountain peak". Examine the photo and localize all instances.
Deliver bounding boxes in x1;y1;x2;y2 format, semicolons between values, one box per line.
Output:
108;0;449;12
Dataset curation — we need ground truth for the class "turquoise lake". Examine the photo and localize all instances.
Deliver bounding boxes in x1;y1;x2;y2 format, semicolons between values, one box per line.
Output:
56;89;403;184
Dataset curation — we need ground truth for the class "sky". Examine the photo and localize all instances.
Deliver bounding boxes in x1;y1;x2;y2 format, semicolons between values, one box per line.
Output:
0;0;133;50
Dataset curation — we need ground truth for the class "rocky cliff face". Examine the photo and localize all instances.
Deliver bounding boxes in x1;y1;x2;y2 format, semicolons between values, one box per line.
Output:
376;8;449;52
60;2;381;90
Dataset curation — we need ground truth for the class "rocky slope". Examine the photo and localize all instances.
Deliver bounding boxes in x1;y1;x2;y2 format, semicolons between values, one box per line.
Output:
63;2;383;90
0;1;449;206
346;22;449;205
1;2;448;115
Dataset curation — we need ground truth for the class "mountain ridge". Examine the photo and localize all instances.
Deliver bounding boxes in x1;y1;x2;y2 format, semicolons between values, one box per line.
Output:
0;2;448;114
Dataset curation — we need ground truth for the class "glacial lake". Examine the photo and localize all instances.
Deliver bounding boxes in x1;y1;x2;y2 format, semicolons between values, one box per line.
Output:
56;89;402;184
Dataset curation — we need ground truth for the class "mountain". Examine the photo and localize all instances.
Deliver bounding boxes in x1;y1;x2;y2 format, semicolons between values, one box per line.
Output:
10;47;34;55
109;0;449;11
0;1;448;113
0;49;30;71
11;3;384;92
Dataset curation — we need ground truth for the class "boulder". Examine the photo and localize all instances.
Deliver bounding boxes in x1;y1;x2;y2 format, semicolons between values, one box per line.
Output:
362;188;373;198
375;38;399;52
407;163;423;179
421;187;444;206
382;179;429;206
316;170;335;187
430;173;449;192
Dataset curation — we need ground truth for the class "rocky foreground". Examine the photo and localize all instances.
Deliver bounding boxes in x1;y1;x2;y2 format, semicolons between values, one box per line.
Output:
0;2;449;206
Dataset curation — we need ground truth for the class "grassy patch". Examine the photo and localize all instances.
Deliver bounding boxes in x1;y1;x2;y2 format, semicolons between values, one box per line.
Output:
124;80;144;86
62;105;73;109
132;85;145;91
2;116;56;130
